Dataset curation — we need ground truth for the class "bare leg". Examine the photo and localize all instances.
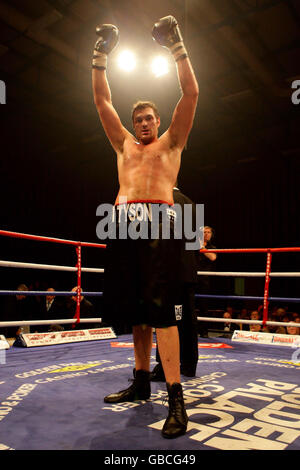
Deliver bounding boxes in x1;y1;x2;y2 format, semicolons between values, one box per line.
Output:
156;325;180;384
132;324;153;371
104;324;152;403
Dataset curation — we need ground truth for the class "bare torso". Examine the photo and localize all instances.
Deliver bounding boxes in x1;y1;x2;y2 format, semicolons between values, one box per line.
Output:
115;133;181;205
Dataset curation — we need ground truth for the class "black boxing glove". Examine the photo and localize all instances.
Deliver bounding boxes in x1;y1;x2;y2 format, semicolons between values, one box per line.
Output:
92;24;119;70
152;16;188;61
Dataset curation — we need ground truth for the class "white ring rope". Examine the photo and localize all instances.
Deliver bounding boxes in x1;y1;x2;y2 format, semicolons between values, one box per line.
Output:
0;260;298;278
196;317;300;328
0;260;104;273
0;319;102;328
197;271;300;277
1;318;298;329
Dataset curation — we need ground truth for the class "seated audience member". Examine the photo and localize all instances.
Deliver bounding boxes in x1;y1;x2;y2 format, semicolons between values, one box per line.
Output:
273;307;286;321
34;287;66;333
247;310;261;331
249;323;262;332
239;308;249;320
238;308;249;330
222;310;239;332
248;309;272;333
66;287;100;329
250;310;260;321
1;284;37;338
286;322;300;336
267;314;286;334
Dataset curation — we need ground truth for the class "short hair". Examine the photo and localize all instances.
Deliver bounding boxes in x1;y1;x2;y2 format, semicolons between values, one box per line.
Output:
131;101;160;122
204;226;215;236
17;284;28;291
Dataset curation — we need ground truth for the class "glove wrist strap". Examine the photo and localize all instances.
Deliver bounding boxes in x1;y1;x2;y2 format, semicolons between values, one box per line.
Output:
170;41;188;61
92;51;107;70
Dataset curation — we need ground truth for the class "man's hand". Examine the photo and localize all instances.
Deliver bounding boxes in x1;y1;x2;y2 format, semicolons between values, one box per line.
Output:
92;24;119;70
152;16;187;61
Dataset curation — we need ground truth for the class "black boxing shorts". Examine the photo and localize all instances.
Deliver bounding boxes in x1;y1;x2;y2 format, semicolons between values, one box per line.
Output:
102;201;185;329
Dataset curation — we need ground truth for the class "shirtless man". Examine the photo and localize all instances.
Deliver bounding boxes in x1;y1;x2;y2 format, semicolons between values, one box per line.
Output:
92;16;198;439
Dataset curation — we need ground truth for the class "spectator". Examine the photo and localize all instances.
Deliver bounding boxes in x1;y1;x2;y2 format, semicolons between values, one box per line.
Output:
250;310;260;321
268;309;286;335
286;322;300;336
222;310;240;333
249;324;262;332
291;312;300;322
1;284;36;338
238;308;249;330
66;287;99;329
34;287;66;333
248;309;271;333
273;307;286;321
239;308;249;320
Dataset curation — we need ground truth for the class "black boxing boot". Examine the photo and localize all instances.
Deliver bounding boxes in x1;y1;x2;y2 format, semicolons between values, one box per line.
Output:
162;382;188;439
150;363;166;382
104;369;151;403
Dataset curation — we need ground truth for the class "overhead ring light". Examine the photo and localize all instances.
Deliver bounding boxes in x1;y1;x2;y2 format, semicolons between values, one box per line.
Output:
117;50;137;72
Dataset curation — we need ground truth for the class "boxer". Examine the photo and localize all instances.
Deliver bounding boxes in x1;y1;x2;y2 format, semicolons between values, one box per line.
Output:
92;15;198;438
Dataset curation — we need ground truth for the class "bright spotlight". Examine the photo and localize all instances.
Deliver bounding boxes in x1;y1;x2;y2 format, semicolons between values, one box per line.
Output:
117;50;136;72
151;56;169;77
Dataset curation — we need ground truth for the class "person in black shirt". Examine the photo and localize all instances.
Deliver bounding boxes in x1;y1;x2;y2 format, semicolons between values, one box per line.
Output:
151;187;199;379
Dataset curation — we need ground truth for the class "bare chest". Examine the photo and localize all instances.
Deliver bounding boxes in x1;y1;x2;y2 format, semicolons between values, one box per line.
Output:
120;140;174;171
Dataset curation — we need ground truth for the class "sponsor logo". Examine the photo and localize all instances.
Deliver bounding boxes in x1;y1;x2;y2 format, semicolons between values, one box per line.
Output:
175;305;183;321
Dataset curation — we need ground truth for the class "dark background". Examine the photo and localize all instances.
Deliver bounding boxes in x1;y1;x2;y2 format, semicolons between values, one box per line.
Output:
0;0;299;310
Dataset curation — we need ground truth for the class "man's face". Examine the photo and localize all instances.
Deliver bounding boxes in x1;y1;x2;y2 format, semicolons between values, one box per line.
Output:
287;324;299;335
71;287;83;302
133;107;160;144
204;228;212;242
250;324;261;332
46;288;55;302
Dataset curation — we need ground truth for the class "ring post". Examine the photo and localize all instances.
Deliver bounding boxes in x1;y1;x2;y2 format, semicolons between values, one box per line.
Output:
262;251;272;326
74;244;82;326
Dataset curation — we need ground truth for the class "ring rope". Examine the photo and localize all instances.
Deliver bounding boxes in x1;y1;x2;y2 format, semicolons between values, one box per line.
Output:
0;229;106;248
196;317;300;328
195;294;300;303
1;229;299;253
0;290;103;296
1;229;299;332
0;319;102;328
1;318;298;329
1;291;299;304
200;247;300;253
0;260;298;277
0;260;104;273
197;271;300;277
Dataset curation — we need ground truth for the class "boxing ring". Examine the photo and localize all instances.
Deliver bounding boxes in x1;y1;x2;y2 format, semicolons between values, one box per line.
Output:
0;229;300;452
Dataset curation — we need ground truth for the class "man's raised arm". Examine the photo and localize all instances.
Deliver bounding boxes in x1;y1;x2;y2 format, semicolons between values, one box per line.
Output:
152;16;199;150
92;24;128;153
